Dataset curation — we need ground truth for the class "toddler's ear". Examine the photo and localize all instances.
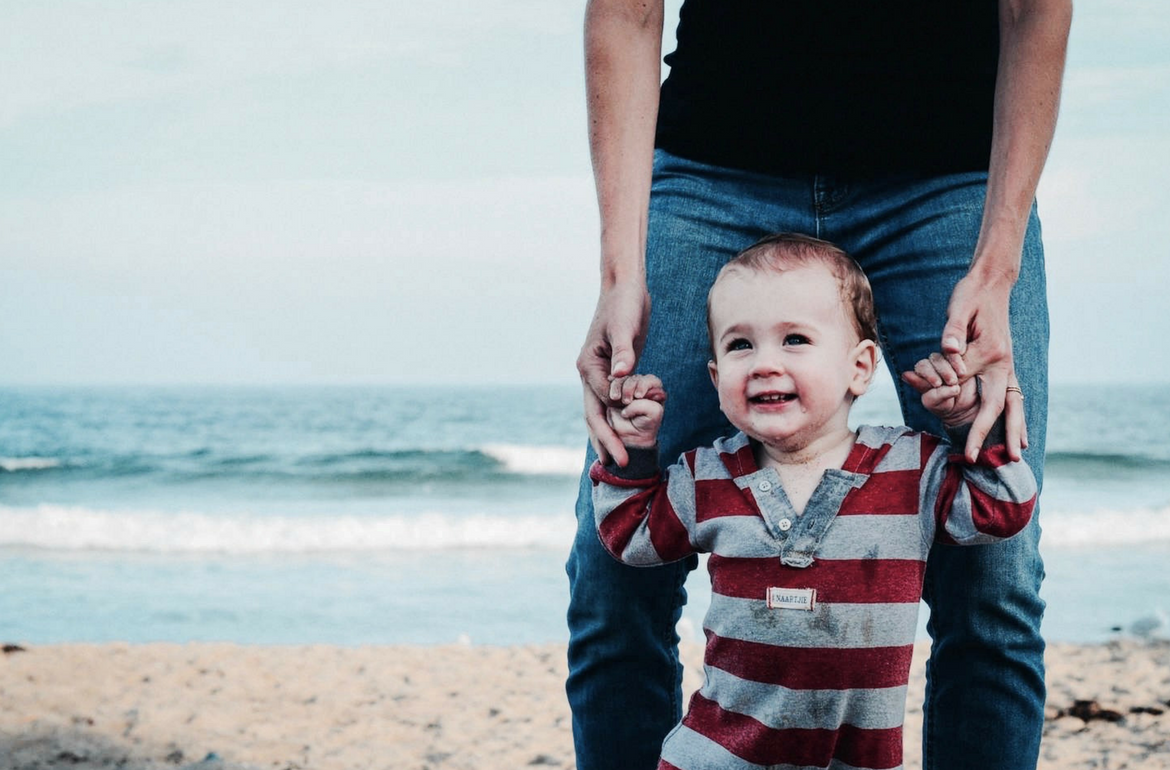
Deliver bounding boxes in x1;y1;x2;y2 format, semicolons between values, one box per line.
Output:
850;340;879;397
707;360;720;390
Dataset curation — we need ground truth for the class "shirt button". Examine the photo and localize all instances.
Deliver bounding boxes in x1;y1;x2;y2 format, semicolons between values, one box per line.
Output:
778;518;792;531
758;480;773;492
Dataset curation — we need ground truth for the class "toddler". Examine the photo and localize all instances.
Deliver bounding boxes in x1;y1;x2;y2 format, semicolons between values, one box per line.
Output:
590;233;1037;770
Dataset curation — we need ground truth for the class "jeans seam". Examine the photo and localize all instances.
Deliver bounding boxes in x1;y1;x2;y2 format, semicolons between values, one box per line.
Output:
872;315;907;416
665;560;690;720
921;564;937;770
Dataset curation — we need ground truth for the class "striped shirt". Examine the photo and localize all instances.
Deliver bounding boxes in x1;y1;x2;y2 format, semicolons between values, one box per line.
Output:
590;425;1037;770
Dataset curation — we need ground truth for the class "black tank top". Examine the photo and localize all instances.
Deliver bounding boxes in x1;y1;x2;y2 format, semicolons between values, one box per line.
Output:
655;1;999;176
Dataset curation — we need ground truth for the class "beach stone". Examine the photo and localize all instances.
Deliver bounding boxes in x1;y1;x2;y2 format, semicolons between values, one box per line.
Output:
1052;716;1086;733
1067;699;1126;723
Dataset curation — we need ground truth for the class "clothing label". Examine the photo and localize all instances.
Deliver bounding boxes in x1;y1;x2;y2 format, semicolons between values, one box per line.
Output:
766;587;817;611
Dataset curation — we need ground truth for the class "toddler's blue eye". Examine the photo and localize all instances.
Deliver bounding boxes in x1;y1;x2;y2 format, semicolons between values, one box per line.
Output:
726;338;751;352
784;334;810;345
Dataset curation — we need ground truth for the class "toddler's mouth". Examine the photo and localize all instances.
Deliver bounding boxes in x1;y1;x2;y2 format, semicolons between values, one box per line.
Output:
750;393;796;404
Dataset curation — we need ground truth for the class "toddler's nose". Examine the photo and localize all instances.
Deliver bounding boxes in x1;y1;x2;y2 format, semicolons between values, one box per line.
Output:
750;352;784;378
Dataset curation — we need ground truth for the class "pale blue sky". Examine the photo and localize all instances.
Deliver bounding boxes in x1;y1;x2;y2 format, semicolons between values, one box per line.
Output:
2;1;1167;386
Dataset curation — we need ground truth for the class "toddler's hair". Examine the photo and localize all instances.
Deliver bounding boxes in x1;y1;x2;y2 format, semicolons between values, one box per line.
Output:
708;232;879;348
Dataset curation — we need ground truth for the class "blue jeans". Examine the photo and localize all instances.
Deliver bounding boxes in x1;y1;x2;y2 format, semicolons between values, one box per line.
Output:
565;150;1048;770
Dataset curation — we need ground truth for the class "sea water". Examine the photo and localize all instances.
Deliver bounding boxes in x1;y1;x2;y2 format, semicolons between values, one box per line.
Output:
1;383;1168;645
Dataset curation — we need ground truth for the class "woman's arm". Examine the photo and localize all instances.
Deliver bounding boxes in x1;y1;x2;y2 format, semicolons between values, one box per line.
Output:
941;0;1072;462
576;0;665;467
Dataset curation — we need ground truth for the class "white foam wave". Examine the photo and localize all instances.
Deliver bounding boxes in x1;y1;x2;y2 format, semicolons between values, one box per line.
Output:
0;457;61;471
3;503;1166;555
1040;506;1170;548
0;504;576;554
480;443;583;476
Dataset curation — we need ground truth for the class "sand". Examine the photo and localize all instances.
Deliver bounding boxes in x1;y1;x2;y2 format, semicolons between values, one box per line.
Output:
2;639;1168;770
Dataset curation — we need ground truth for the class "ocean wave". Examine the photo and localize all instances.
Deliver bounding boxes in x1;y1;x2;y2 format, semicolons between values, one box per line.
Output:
1039;506;1170;548
479;444;583;476
1;503;1168;554
0;504;576;553
1046;450;1170;475
7;447;1163;483
0;457;62;472
0;445;583;485
292;445;582;477
293;448;473;466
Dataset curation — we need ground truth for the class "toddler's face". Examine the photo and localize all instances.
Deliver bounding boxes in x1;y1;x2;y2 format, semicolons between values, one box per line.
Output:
707;264;874;452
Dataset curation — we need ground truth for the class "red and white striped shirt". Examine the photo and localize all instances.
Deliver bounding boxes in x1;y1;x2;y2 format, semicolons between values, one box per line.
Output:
590;425;1036;770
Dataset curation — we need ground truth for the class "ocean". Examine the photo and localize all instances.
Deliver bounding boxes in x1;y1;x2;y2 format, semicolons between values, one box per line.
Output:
2;382;1168;646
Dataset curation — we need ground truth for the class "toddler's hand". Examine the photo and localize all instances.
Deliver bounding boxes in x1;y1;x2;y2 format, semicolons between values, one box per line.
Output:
901;353;980;428
606;374;666;450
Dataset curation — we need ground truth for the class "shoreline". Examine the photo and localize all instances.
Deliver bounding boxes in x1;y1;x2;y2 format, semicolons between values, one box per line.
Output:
2;640;1168;770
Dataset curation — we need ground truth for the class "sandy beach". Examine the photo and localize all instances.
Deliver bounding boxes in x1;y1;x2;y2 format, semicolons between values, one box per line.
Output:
2;639;1167;770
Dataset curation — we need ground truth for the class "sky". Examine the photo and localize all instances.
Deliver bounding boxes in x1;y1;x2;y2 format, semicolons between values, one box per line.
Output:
1;1;1167;386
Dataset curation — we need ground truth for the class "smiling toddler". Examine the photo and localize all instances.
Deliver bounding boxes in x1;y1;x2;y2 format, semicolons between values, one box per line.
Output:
589;233;1038;770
